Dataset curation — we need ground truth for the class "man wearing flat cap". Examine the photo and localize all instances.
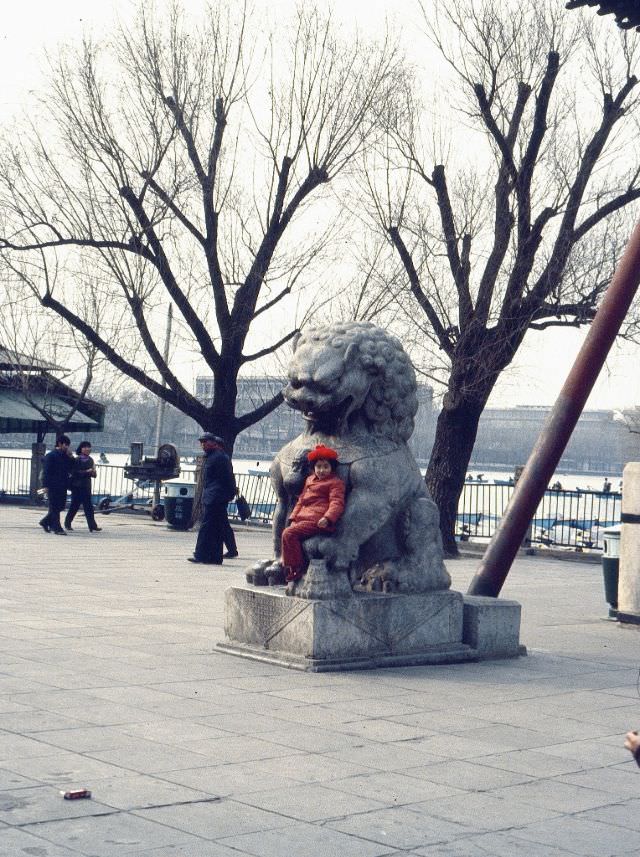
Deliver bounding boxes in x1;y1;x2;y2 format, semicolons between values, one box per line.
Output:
190;433;237;565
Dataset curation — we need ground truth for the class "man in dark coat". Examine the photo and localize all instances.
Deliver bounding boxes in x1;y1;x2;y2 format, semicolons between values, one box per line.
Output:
189;433;237;565
39;434;73;535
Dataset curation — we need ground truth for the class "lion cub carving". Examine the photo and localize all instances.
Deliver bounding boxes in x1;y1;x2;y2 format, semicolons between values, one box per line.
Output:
253;322;451;595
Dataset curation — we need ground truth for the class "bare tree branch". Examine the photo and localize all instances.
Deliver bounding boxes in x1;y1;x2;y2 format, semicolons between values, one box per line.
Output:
241;329;300;364
0;2;401;448
234;390;284;431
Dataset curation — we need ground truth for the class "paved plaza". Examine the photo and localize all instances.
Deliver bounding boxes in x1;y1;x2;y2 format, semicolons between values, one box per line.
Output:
1;504;640;856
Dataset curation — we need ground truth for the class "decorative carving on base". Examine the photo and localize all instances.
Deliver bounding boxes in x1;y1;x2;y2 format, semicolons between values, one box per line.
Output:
220;585;524;671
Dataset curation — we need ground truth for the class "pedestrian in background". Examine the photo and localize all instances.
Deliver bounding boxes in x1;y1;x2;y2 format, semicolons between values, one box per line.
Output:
65;441;101;532
625;730;640;767
39;434;73;535
189;433;237;565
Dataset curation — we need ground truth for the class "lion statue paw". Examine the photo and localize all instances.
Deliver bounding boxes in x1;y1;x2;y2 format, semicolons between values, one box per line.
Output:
355;563;398;594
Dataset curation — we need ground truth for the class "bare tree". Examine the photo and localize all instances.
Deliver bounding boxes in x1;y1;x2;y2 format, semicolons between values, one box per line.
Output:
0;2;400;450
365;0;640;554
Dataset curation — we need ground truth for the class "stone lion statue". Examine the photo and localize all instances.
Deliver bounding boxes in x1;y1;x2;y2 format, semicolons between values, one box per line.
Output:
247;321;450;595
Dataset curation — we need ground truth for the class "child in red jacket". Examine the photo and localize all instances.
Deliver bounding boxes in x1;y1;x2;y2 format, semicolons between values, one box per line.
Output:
281;445;346;582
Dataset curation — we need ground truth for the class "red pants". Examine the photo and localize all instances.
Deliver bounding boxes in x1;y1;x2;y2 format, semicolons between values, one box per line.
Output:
281;521;325;573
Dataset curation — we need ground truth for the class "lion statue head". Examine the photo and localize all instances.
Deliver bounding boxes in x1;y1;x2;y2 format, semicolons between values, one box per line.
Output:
284;322;418;442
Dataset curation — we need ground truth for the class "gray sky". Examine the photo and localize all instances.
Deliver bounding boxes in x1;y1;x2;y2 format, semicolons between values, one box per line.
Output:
2;0;640;412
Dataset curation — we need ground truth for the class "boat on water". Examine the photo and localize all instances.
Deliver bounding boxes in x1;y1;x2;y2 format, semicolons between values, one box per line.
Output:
574;487;621;497
489;479;620;497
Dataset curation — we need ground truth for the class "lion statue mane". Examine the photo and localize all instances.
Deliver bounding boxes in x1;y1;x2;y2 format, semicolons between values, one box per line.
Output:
248;321;451;595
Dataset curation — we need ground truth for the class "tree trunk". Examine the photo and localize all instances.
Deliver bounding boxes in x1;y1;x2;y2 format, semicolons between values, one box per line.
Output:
199;416;237;457
206;356;239;455
426;397;486;557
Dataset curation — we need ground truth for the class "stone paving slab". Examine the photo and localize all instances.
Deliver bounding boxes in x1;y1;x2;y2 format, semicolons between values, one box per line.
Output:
1;505;640;855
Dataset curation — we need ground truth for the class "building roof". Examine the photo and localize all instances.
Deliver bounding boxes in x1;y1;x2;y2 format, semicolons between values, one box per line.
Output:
566;1;640;31
0;373;105;435
0;346;65;373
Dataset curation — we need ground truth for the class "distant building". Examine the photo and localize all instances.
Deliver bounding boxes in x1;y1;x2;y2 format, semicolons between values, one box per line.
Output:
195;375;299;457
472;406;638;474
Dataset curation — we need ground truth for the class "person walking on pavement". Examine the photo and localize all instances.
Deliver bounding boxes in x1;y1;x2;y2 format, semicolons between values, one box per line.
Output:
39;434;73;535
189;433;237;565
222;515;238;559
64;441;101;532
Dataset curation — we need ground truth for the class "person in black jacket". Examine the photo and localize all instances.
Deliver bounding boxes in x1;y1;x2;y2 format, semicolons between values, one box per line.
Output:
64;441;101;532
625;730;640;767
189;433;236;565
39;434;73;534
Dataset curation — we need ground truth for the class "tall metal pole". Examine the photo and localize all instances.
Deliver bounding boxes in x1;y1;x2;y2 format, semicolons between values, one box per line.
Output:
468;222;640;597
153;304;173;508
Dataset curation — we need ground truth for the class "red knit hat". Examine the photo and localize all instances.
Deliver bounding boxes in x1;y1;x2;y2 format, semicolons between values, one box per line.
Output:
307;445;338;463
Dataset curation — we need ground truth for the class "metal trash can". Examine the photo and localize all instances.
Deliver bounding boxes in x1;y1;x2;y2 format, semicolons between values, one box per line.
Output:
164;480;195;530
602;525;620;617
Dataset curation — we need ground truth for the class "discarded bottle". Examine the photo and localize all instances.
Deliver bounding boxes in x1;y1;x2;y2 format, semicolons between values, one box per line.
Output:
62;789;92;800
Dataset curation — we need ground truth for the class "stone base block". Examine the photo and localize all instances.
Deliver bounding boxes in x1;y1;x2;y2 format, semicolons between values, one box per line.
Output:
617;611;640;626
219;586;523;671
462;595;525;658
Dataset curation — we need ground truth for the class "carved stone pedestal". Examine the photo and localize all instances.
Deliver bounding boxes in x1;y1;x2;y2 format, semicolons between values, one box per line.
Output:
218;581;522;671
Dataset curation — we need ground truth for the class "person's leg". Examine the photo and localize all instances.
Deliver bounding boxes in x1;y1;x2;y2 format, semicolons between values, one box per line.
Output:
194;504;214;561
208;503;225;563
80;489;99;530
281;521;322;579
193;503;224;563
222;510;238;557
39;507;52;532
65;491;81;529
49;490;66;533
41;492;61;531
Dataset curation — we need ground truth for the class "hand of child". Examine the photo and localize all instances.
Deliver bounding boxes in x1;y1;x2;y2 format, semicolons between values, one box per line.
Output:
318;517;329;529
624;730;640;756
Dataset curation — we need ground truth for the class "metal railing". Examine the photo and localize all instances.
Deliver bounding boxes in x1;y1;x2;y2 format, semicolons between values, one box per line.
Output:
233;472;277;523
456;481;622;550
0;456;30;498
0;454;621;550
91;464;196;507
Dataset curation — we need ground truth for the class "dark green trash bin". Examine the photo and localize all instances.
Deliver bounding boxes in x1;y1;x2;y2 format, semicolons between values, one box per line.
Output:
602;525;620;618
164;480;195;530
